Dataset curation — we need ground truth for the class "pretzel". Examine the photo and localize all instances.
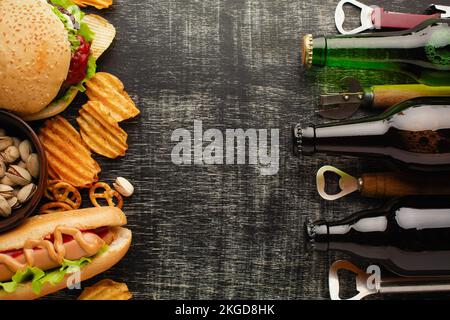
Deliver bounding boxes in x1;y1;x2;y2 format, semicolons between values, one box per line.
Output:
52;182;82;209
89;182;123;209
45;180;63;201
39;202;73;215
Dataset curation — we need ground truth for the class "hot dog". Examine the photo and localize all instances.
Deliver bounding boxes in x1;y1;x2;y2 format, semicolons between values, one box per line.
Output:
0;207;131;300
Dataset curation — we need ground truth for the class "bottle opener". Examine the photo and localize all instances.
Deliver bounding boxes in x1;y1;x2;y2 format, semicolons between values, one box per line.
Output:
329;260;450;300
318;77;450;120
335;0;449;35
316;166;450;200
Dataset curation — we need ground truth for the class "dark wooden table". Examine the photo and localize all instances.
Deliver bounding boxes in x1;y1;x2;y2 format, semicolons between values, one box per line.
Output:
49;0;449;300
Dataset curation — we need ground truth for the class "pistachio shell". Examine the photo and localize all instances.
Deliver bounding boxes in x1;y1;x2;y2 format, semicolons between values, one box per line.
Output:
0;184;14;199
0;176;15;187
7;197;20;210
6;165;31;186
0;137;13;152
12;137;21;149
1;146;19;163
26;153;39;179
0;195;11;217
113;177;134;197
0;161;5;178
19;140;32;162
17;183;36;204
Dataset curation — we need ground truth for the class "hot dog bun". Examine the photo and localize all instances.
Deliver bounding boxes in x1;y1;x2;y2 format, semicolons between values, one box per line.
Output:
0;207;127;252
0;227;131;300
0;207;131;300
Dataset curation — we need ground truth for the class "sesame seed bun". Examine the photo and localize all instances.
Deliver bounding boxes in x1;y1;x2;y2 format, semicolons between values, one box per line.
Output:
0;0;72;116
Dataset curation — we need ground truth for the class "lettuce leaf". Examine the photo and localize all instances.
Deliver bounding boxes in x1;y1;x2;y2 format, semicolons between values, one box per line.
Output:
79;22;95;43
0;257;92;295
49;0;76;9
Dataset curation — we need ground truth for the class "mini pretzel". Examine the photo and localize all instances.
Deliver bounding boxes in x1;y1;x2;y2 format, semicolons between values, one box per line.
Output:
39;202;73;215
89;182;123;209
52;182;82;209
45;180;63;201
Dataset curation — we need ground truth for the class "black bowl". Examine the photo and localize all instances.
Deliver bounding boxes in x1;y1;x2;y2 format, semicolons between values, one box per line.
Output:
0;111;47;233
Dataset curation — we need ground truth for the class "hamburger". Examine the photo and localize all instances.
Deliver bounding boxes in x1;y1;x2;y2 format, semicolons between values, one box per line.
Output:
0;207;131;300
0;0;96;116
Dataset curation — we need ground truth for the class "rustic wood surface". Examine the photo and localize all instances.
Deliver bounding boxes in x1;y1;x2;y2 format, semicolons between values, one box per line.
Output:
46;0;448;300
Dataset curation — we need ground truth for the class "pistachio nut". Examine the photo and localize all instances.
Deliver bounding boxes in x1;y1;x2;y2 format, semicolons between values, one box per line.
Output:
25;153;39;179
17;161;26;169
113;177;134;197
6;165;32;186
0;184;14;200
0;160;5;178
12;137;20;149
1;146;20;163
7;197;20;210
19;140;32;162
0;137;13;152
0;195;11;217
17;183;36;204
0;176;15;187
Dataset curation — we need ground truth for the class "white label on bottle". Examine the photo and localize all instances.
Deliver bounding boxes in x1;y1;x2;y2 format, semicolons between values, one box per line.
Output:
314;105;450;138
389;105;450;132
395;207;450;230
328;216;388;235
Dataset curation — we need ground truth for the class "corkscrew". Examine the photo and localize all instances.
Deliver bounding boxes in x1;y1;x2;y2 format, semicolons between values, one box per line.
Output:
335;0;450;35
317;77;450;120
329;260;450;300
316;166;450;200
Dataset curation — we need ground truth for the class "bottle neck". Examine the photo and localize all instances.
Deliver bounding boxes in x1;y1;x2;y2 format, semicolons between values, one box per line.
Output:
309;22;450;83
311;34;416;68
300;119;389;155
309;206;450;240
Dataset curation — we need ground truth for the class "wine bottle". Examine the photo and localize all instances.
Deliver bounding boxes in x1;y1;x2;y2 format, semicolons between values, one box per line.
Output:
306;197;450;252
302;19;450;86
294;97;450;172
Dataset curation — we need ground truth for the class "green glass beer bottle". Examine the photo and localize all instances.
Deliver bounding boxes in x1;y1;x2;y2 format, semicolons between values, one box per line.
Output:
302;19;450;86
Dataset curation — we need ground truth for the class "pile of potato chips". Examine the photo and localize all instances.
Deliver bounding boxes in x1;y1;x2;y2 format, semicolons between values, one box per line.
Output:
39;72;140;188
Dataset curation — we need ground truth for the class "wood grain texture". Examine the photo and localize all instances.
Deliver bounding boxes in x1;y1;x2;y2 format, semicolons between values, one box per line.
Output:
44;0;449;300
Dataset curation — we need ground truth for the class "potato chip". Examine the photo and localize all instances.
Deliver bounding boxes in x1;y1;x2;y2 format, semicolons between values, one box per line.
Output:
72;0;112;10
86;72;140;122
39;116;101;188
77;101;128;158
78;279;132;300
83;15;116;59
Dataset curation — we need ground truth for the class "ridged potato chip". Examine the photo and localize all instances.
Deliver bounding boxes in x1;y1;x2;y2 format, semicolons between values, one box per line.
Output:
83;14;116;59
39;116;101;188
78;279;132;300
72;0;112;10
77;101;128;158
86;72;140;122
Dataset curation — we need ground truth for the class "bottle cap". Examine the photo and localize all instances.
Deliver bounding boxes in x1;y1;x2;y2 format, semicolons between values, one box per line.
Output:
301;34;313;68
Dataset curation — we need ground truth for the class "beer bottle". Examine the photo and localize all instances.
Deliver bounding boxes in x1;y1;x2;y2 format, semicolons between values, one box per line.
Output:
302;19;450;86
312;240;450;277
294;98;450;172
306;197;450;252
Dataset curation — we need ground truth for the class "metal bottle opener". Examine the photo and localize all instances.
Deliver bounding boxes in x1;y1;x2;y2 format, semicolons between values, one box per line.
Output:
330;260;450;300
335;0;450;35
316;165;450;200
318;77;450;120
